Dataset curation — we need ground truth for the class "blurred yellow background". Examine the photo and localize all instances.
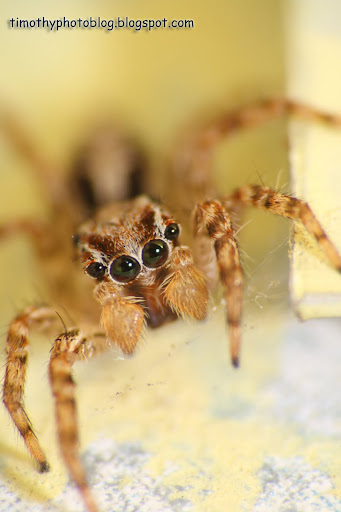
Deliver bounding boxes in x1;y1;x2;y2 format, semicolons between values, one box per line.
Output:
1;0;285;153
0;0;288;315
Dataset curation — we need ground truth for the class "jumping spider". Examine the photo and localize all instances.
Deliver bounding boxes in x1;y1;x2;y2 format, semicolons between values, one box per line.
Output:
1;98;341;512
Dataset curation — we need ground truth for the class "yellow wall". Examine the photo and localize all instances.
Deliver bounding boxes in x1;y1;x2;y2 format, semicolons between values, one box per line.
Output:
1;0;285;171
0;1;287;305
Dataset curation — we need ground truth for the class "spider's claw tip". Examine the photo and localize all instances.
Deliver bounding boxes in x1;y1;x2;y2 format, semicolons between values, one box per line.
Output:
231;356;240;368
39;460;50;473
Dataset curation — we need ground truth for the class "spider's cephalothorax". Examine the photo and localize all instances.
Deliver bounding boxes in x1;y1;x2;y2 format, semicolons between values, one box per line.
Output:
74;196;208;354
2;98;341;512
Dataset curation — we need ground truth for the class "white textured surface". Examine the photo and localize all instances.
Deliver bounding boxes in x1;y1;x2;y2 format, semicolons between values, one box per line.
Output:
1;315;341;512
0;439;194;512
264;319;341;437
254;456;341;512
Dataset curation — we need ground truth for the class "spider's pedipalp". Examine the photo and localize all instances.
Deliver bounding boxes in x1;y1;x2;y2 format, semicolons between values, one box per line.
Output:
95;281;146;355
194;200;243;367
163;246;208;321
230;185;341;271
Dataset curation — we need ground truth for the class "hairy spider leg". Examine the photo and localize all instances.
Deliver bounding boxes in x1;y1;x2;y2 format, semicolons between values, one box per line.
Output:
3;306;59;472
194;200;243;367
171;97;341;207
49;328;111;512
228;185;341;271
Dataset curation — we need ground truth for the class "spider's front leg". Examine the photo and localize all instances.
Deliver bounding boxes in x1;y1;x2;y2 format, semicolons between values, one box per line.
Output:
49;282;146;512
3;306;59;472
194;200;243;367
49;328;111;512
49;280;146;512
230;185;341;271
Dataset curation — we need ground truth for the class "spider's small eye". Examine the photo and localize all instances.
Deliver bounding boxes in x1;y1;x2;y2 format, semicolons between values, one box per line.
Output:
110;256;141;283
142;239;169;268
164;223;180;240
86;262;107;279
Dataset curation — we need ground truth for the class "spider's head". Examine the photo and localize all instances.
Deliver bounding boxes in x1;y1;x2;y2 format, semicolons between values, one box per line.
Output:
73;196;181;287
74;197;207;350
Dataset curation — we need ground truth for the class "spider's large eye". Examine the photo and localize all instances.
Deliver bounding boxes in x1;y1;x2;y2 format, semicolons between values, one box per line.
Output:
164;223;180;240
142;239;169;268
86;262;107;279
110;256;141;283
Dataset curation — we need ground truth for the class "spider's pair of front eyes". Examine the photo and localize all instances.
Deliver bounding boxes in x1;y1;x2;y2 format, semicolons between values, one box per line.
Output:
87;223;179;283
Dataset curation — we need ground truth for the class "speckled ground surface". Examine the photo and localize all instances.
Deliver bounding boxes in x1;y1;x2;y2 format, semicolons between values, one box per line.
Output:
1;310;341;512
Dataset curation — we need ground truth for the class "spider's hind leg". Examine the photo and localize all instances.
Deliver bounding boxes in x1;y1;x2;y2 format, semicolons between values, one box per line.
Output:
2;112;66;207
170;98;341;211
